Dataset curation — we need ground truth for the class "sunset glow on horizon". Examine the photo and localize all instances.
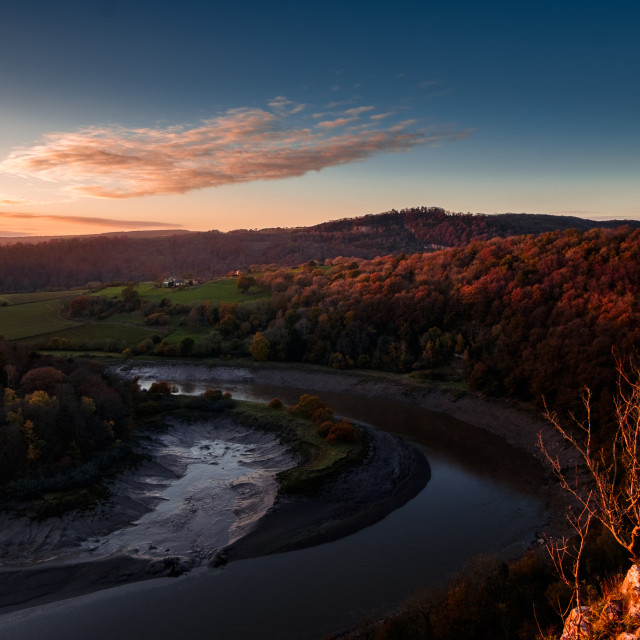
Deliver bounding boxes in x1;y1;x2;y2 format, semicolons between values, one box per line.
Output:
1;0;638;237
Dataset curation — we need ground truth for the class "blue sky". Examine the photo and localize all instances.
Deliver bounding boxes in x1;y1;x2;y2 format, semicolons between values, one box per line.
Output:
0;0;638;235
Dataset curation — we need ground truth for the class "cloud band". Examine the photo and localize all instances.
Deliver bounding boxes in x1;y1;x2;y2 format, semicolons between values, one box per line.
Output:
1;104;470;199
0;212;182;229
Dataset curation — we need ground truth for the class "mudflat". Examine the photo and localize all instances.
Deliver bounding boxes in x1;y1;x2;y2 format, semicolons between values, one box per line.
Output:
0;387;428;612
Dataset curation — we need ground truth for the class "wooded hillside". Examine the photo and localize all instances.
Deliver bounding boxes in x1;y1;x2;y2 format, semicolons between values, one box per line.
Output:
1;207;637;291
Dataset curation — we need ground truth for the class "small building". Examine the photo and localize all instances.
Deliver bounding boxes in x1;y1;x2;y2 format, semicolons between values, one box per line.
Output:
163;276;186;288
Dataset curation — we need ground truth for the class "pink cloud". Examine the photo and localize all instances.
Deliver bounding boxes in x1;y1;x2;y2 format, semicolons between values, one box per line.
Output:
370;112;394;121
0;196;28;205
1;104;471;199
316;117;357;129
344;106;375;116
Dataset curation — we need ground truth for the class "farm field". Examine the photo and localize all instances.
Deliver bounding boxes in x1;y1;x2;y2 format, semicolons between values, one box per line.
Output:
162;325;210;345
29;322;163;351
0;297;82;340
0;290;87;306
95;279;270;305
1;277;271;351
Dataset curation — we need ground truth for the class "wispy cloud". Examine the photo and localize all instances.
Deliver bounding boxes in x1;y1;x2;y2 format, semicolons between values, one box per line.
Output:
370;112;394;121
0;212;182;229
344;106;375;116
1;101;471;199
0;230;31;237
267;96;306;114
325;99;355;109
0;195;28;205
317;117;358;129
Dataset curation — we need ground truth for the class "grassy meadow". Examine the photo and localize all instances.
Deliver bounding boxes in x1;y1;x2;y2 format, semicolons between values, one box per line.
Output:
95;279;270;305
0;278;270;352
0;290;87;305
0;294;84;340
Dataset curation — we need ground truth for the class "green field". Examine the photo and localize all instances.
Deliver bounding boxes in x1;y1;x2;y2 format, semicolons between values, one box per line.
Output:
0;290;86;306
0;298;82;340
1;277;271;351
29;322;163;350
163;325;210;345
95;279;270;304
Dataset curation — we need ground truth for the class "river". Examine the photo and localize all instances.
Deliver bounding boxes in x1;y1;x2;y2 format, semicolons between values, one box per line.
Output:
0;363;546;640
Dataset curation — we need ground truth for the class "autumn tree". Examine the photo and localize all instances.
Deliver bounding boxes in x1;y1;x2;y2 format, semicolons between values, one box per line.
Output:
20;366;67;394
249;332;270;362
236;274;256;294
148;381;174;396
68;294;91;317
121;285;140;310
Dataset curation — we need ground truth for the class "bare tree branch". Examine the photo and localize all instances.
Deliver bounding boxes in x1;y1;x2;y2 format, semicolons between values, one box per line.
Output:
538;358;640;564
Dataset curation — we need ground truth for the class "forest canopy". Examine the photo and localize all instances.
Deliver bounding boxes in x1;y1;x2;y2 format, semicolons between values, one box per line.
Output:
0;338;138;492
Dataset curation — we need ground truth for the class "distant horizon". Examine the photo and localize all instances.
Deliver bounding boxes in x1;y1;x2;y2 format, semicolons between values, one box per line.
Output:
1;207;639;241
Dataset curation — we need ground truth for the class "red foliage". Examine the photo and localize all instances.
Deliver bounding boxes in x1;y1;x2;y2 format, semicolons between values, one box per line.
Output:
325;419;358;443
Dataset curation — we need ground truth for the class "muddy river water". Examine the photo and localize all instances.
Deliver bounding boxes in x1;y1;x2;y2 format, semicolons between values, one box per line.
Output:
1;363;547;640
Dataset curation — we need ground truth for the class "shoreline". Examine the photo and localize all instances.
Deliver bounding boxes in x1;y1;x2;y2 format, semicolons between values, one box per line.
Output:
213;428;430;566
243;362;579;537
0;360;570;614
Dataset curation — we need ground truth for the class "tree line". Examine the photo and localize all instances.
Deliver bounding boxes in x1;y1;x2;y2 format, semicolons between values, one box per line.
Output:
1;207;637;292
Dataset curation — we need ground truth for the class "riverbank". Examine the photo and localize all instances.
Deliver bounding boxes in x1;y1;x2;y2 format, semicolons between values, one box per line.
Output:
213;426;429;566
0;361;554;640
0;416;290;610
119;357;579;540
0;359;573;615
241;362;579;537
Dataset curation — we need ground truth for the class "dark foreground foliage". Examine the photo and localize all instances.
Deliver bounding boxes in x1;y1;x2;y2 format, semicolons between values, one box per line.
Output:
333;523;628;640
0;337;139;490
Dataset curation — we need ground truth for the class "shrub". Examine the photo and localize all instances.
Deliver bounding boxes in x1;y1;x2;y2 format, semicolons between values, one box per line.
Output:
289;394;327;420
135;338;154;354
268;398;283;409
204;388;222;401
311;405;333;423
145;312;169;326
325;419;358;443
148;381;173;395
316;421;334;438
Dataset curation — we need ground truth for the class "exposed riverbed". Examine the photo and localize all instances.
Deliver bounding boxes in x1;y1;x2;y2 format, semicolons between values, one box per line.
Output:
0;419;295;570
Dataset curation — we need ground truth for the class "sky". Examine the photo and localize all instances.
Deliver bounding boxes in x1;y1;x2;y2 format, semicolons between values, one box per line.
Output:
0;0;638;237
